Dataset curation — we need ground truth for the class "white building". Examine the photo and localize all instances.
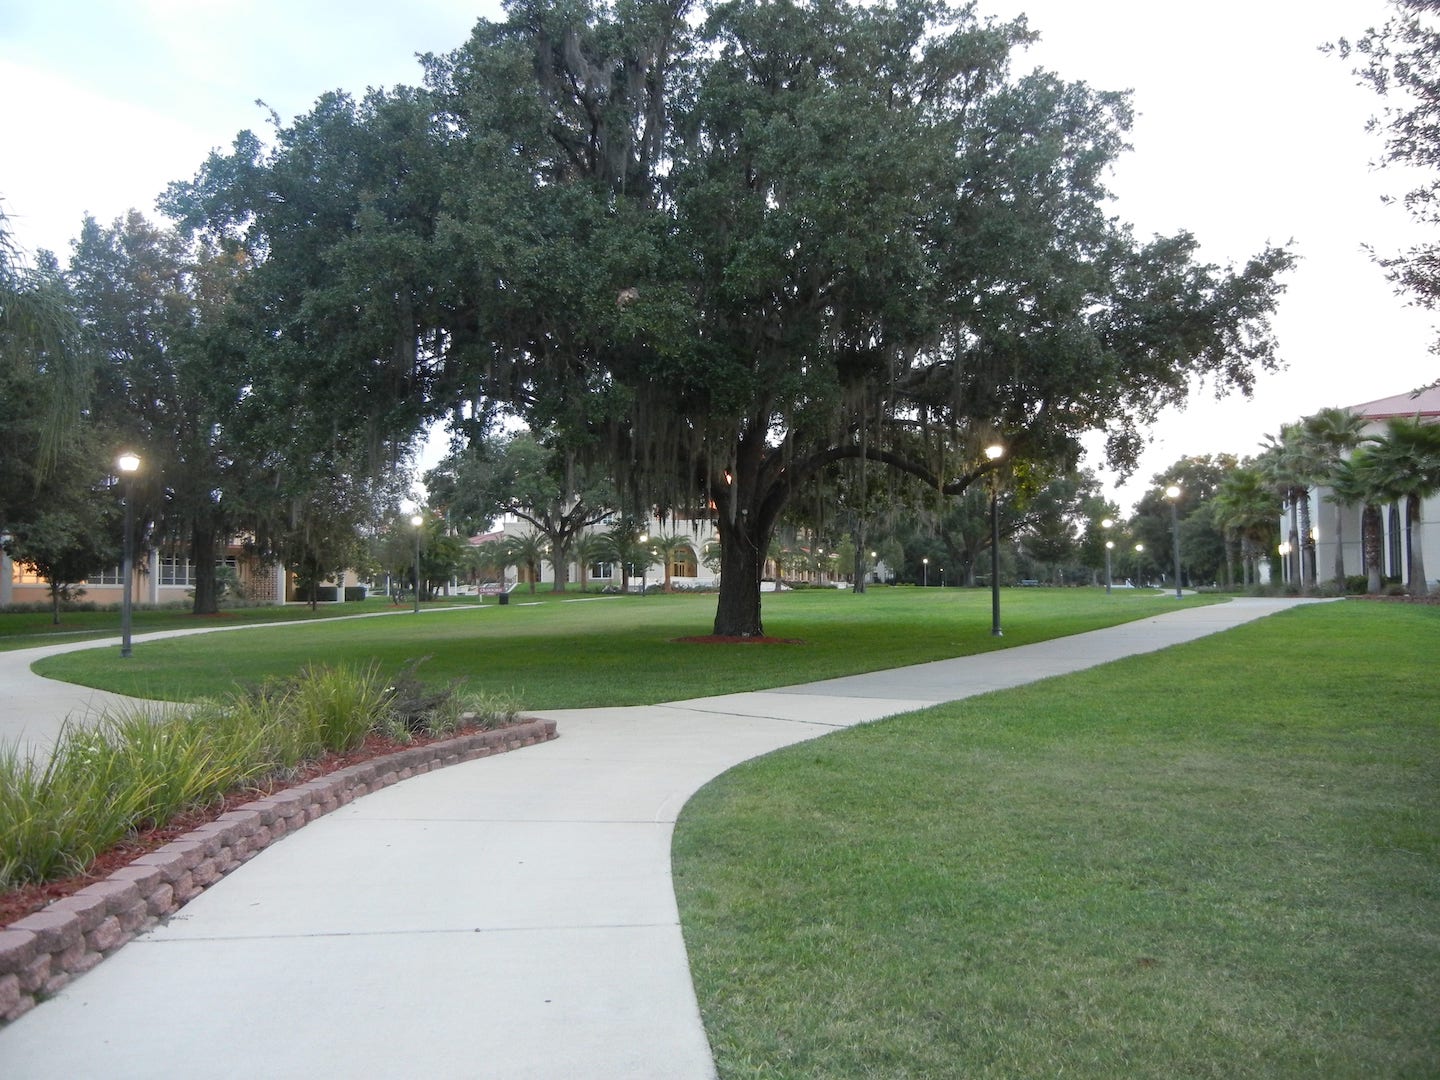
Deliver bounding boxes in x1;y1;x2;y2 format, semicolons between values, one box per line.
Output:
1298;387;1440;591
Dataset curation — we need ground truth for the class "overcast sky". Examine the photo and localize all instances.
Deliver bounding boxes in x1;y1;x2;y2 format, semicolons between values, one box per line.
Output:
2;0;1434;512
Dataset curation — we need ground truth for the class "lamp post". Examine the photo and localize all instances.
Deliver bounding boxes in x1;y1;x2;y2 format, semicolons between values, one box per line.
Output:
1165;484;1182;599
117;452;141;658
922;557;928;587
1101;517;1114;595
638;532;648;595
986;443;1005;636
411;513;424;614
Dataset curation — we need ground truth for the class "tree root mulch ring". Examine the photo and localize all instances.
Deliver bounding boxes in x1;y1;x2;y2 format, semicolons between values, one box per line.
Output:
673;635;806;644
0;725;495;929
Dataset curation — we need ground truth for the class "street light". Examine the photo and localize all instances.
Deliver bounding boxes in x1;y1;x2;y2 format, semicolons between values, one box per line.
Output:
117;452;141;658
1101;517;1114;595
986;443;1005;636
638;532;648;595
411;513;424;614
922;556;928;587
1164;485;1182;599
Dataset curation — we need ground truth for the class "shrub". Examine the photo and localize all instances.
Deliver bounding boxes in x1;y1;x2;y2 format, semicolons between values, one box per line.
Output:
0;660;515;891
287;661;392;754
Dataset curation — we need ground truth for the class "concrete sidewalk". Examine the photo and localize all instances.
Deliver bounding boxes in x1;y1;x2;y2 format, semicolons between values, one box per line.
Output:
0;598;1315;1078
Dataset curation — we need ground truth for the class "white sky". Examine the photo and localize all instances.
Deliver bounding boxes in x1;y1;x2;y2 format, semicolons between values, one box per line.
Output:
2;0;1434;512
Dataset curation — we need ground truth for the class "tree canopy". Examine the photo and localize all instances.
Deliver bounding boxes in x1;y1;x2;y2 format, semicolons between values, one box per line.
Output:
163;0;1293;634
1332;0;1440;353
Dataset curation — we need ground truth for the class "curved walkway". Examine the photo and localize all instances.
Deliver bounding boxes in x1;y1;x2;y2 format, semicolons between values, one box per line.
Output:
0;598;1315;1078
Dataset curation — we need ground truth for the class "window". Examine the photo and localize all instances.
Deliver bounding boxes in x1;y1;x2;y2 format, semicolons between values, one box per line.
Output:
160;557;195;587
590;561;615;580
669;549;698;579
87;566;126;586
158;555;238;587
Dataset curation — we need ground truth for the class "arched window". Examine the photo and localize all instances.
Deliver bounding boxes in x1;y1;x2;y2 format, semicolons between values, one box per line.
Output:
670;547;698;579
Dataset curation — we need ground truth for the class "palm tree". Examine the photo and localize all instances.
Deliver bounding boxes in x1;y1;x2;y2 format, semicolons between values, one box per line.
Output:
649;532;695;593
1212;465;1278;588
1328;451;1386;594
471;538;513;590
1368;418;1440;596
1301;407;1370;588
504;531;550;594
596;521;652;593
1259;424;1321;590
569;531;609;592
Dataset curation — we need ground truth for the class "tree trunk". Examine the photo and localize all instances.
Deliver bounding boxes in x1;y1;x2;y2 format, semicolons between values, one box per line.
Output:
1362;502;1383;594
551;541;569;592
1332;505;1346;590
192;523;220;615
852;427;868;595
1407;494;1428;596
1296;495;1307;587
713;514;767;636
1298;491;1315;592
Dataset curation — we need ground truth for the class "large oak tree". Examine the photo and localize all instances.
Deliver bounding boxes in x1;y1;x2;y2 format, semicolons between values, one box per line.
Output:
171;0;1293;635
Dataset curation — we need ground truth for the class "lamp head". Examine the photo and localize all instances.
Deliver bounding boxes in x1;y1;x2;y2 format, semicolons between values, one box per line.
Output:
117;452;141;474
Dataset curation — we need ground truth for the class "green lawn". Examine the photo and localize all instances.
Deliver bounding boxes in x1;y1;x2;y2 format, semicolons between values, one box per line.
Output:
29;588;1217;709
672;601;1440;1078
0;595;473;652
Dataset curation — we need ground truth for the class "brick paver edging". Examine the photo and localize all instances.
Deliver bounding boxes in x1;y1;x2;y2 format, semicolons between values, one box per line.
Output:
0;717;559;1025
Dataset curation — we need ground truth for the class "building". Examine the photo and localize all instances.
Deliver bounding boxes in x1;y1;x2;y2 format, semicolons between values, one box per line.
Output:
1300;387;1440;591
0;544;356;608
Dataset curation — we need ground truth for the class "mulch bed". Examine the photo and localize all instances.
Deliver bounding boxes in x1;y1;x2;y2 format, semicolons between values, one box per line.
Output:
673;635;806;644
0;724;497;929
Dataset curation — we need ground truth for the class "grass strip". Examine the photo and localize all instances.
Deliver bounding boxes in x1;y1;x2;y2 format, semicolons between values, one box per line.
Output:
673;601;1440;1078
0;596;483;652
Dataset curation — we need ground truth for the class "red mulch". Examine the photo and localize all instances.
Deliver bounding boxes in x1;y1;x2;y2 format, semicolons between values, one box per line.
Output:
673;635;806;644
0;726;491;929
